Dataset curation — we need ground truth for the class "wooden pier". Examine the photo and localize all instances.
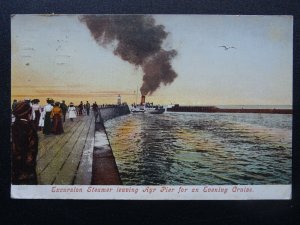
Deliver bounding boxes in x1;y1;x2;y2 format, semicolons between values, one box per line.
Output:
35;106;129;185
36;114;95;185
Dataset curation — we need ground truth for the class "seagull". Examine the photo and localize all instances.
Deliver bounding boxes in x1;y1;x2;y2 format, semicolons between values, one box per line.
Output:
219;45;236;50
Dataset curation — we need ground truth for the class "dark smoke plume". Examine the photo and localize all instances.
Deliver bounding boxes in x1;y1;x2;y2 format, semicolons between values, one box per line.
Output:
80;15;178;96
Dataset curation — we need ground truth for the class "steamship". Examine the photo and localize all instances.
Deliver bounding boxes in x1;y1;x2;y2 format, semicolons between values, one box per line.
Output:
131;95;165;114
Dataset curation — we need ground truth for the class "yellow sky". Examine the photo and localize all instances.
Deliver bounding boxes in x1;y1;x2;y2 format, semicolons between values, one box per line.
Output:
11;15;293;106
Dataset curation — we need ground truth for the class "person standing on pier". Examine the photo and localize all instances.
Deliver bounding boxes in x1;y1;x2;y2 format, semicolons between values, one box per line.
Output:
83;103;86;115
92;102;98;115
11;99;18;124
31;99;41;131
68;102;77;122
43;98;54;135
51;102;64;135
12;99;18;111
79;101;83;116
12;101;39;184
60;100;68;122
39;107;45;132
86;101;90;116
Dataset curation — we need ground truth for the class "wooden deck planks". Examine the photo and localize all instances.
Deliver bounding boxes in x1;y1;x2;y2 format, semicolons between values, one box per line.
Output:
36;119;83;175
36;115;94;185
38;120;86;184
37;120;80;161
53;116;94;184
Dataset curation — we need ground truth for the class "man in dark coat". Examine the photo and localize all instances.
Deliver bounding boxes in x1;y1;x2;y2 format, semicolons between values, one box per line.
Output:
86;101;90;116
92;102;98;115
12;101;39;185
60;100;68;122
78;101;83;116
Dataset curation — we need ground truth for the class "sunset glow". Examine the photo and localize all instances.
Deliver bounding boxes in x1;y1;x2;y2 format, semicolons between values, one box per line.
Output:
11;15;293;106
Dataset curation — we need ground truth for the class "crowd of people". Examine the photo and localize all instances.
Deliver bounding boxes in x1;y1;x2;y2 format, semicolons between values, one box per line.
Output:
11;98;99;134
11;98;99;185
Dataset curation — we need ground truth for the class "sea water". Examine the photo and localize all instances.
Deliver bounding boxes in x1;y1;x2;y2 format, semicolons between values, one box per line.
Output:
104;112;292;185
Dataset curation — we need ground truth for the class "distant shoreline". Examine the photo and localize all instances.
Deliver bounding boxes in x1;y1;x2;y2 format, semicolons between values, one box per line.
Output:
167;105;292;114
166;105;292;109
216;105;292;110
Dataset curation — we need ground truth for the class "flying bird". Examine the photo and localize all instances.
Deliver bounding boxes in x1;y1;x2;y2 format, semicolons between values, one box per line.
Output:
219;45;236;50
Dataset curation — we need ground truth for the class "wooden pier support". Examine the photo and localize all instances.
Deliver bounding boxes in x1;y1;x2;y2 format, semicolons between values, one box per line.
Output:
91;112;122;185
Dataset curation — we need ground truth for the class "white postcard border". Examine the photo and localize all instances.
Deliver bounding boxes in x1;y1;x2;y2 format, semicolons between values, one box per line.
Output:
11;185;291;200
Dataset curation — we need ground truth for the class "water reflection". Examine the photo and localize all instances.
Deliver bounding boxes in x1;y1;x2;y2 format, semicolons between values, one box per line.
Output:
105;112;292;185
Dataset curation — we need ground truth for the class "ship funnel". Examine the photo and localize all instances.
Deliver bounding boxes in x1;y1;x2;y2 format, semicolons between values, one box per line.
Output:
141;95;145;105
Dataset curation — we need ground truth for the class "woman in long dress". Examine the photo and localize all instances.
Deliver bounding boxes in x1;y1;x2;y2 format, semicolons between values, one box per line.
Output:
43;98;53;135
51;102;64;135
31;99;41;130
38;107;45;131
68;102;77;122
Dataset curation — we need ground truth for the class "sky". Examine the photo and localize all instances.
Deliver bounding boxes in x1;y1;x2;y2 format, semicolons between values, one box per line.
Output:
11;14;293;106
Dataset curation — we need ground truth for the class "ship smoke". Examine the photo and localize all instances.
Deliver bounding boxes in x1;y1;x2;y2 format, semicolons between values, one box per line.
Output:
80;15;178;96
